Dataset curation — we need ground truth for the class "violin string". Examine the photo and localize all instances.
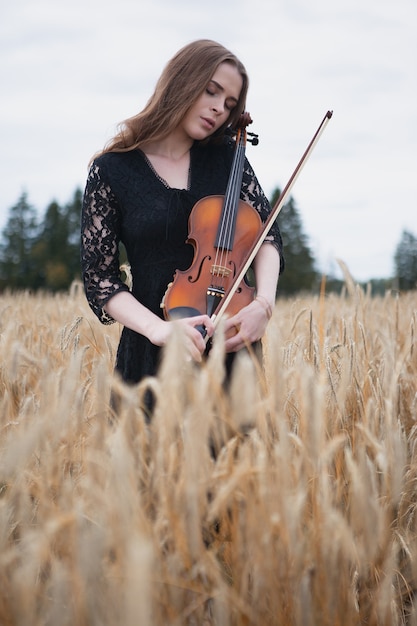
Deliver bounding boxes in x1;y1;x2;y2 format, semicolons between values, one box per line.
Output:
220;133;244;289
215;150;237;283
215;130;242;260
215;129;246;292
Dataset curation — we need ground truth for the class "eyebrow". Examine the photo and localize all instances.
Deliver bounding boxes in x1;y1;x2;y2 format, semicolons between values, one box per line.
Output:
209;79;239;103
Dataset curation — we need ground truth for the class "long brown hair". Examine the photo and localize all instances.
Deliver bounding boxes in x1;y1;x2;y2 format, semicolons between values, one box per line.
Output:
96;39;249;158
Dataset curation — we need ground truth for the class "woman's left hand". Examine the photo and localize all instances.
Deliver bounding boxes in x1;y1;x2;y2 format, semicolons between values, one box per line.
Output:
223;297;272;353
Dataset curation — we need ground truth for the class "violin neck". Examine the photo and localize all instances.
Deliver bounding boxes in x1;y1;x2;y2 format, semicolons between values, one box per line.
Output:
214;132;246;251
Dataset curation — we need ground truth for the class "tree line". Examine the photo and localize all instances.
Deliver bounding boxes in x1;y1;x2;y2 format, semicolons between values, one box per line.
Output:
0;191;82;292
0;189;416;296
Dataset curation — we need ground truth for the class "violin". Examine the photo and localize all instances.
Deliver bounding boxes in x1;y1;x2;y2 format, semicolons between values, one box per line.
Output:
161;109;333;337
161;112;261;336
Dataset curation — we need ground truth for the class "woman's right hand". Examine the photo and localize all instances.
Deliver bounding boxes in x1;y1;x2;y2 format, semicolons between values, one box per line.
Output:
104;292;214;362
149;315;215;362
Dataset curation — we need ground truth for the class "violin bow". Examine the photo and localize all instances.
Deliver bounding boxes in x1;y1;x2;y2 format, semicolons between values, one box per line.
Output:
210;109;333;331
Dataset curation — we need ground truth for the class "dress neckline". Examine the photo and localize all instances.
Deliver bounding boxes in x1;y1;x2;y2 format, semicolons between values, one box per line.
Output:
139;149;192;192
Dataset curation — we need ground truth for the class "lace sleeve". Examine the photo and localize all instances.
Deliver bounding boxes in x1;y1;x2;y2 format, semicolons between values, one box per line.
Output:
81;161;130;324
241;158;285;273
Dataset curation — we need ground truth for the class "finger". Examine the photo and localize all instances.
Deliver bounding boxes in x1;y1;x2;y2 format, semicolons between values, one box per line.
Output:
224;336;242;353
224;327;245;353
223;315;241;333
182;333;201;362
184;324;209;354
203;317;215;336
185;316;214;340
193;315;215;335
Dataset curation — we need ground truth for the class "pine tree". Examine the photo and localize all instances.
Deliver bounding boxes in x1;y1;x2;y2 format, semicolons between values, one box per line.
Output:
0;188;83;292
31;189;82;290
62;188;82;283
271;188;318;296
31;200;70;290
394;229;417;291
0;192;39;290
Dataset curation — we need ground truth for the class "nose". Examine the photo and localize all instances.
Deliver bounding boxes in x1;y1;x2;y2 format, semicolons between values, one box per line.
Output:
211;99;225;115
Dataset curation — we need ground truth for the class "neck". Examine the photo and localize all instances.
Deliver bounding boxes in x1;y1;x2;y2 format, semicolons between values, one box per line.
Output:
142;131;193;161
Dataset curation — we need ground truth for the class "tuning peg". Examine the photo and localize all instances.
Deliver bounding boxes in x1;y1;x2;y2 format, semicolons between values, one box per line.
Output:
247;132;259;146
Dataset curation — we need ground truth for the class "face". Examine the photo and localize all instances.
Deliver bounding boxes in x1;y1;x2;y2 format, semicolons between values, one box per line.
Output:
181;62;243;141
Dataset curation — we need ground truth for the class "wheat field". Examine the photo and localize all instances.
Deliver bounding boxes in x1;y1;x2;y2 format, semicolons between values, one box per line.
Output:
0;281;416;626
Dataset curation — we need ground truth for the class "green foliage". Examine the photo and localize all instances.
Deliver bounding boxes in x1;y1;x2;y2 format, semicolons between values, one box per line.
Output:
271;188;319;296
394;229;417;291
0;190;82;292
0;192;39;289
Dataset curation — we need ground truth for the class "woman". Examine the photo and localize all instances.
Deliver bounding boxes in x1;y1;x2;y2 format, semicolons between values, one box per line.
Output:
81;39;284;387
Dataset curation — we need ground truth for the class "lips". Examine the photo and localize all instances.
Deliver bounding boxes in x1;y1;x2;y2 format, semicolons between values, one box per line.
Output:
201;117;215;130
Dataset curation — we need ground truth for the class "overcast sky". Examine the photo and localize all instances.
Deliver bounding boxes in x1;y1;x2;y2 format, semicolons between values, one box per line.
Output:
1;0;416;281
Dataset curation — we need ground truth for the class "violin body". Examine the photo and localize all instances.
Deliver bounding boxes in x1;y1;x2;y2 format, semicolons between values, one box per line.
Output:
161;194;262;325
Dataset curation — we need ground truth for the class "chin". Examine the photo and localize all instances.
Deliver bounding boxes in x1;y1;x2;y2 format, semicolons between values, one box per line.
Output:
192;131;213;142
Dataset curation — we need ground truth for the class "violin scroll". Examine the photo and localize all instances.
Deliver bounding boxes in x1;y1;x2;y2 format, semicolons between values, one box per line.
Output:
233;111;259;145
235;111;253;129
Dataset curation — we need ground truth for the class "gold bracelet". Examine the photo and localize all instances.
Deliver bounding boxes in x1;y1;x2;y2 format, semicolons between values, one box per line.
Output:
255;295;273;320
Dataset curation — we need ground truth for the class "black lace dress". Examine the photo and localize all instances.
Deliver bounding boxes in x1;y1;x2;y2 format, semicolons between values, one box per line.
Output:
81;137;284;384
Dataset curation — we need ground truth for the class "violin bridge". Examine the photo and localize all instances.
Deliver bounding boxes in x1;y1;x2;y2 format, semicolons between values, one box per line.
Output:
211;264;231;278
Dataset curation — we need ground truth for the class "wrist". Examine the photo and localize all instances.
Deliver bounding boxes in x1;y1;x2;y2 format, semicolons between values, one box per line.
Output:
143;315;166;344
255;295;273;320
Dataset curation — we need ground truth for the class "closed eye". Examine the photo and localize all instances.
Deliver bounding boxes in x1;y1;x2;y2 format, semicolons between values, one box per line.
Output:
206;80;238;111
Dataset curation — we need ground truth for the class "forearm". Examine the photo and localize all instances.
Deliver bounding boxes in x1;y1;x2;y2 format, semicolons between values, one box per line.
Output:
104;291;165;342
253;243;281;306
